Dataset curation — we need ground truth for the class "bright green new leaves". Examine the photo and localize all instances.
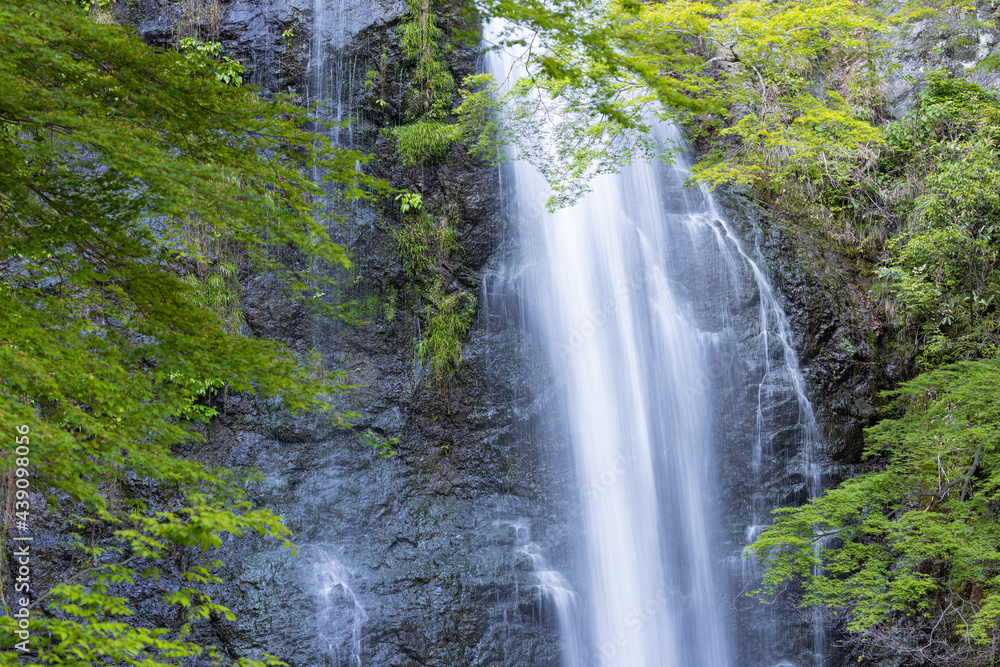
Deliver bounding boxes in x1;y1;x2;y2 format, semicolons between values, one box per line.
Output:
485;0;890;206
388;72;507;173
689;0;888;193
452;73;506;164
179;38;247;87
418;285;477;386
480;0;714;122
712;0;885;101
750;359;1000;650
0;0;386;663
484;0;711;205
693;99;886;190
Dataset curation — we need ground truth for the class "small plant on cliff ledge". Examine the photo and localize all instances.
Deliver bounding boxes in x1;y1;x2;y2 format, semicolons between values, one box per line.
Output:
390;119;464;165
362;430;400;458
418;284;477;386
398;0;453;117
392;202;459;278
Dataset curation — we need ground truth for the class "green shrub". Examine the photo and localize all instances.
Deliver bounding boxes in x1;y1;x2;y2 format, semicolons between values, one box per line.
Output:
392;208;459;277
418;286;476;385
390;120;463;165
750;358;1000;655
184;261;246;333
398;0;454;115
454;73;504;165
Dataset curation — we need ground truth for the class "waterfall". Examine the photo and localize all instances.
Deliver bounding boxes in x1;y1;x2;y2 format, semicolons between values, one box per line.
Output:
304;2;368;664
498;519;588;665
314;552;368;667
485;22;825;667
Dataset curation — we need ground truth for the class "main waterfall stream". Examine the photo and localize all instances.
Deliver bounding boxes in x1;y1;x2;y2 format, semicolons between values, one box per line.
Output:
485;24;825;667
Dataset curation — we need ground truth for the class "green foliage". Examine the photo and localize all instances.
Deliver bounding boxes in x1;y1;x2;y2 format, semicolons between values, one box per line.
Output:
179;38;245;86
396;191;424;213
392;205;459;278
0;513;291;666
750;359;1000;655
391;120;464;165
488;0;888;206
184;260;246;334
418;285;476;386
490;0;705;205
362;430;400;458
0;1;387;663
453;73;505;164
873;75;1000;365
479;0;716;126
476;0;979;211
691;99;886;192
167;372;225;422
390;74;504;167
399;0;454;117
685;0;888;195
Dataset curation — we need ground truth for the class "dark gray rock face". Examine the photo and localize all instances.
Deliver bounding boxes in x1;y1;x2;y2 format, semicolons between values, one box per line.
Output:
103;1;569;665
715;192;889;469
883;0;1000;120
77;1;952;665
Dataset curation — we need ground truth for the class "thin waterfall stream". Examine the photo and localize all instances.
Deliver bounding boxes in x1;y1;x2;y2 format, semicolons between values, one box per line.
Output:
305;2;367;664
485;23;826;667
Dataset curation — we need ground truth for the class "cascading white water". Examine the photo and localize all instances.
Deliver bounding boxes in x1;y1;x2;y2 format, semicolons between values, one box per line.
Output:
314;553;368;667
497;520;587;665
308;0;352;147
304;3;369;664
485;21;825;667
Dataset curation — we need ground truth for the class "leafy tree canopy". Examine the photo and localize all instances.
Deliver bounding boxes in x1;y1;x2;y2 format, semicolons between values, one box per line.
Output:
477;0;899;204
0;1;385;663
751;358;1000;662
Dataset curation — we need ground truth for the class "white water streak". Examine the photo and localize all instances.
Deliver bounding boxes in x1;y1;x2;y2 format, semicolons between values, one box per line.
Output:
486;19;825;667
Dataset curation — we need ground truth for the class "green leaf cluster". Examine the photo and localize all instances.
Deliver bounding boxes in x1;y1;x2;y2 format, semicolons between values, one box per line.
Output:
751;359;1000;655
480;0;715;125
417;284;477;386
0;1;387;663
362;430;400;458
485;0;887;206
874;75;1000;364
179;37;246;86
484;0;706;205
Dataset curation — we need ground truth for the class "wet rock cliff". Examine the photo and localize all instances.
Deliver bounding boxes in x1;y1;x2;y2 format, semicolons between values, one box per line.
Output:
91;0;986;665
112;0;571;665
